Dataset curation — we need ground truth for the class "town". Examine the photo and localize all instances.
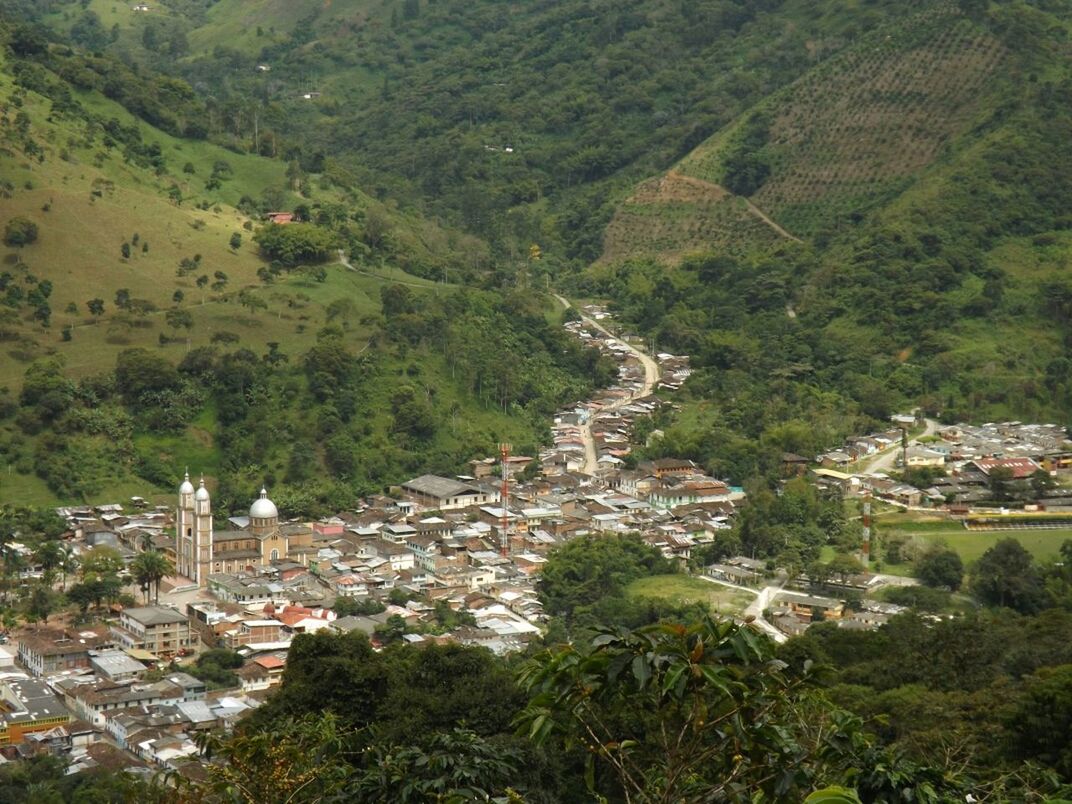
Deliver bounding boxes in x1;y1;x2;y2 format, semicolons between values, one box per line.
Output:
1;303;1070;780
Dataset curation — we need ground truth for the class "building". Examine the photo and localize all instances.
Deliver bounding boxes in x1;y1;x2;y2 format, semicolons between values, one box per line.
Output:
111;607;193;658
177;473;213;586
400;475;495;511
17;626;113;677
0;678;70;746
971;457;1042;479
178;479;313;587
89;650;147;683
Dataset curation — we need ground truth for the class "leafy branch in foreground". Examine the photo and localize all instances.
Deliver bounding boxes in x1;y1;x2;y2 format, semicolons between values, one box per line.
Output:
516;617;828;802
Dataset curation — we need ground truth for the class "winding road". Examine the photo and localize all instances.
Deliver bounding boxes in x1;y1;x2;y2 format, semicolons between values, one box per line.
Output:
857;418;940;475
553;295;661;475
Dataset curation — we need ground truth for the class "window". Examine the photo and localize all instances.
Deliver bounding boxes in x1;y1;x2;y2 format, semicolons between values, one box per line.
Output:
270;549;279;561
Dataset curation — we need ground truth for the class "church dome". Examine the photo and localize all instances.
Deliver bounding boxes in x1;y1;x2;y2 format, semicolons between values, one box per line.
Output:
179;471;194;495
250;488;278;520
195;478;210;501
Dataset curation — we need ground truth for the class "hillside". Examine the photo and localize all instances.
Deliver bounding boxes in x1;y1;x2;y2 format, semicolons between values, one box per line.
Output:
579;1;1072;481
24;0;935;263
0;28;597;509
602;4;1009;261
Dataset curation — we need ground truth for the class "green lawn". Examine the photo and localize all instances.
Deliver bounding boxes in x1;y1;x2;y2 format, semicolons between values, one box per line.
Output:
877;514;1072;565
626;574;753;617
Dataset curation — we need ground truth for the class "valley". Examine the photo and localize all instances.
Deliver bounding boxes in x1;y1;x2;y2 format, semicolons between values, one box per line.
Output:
3;0;1072;800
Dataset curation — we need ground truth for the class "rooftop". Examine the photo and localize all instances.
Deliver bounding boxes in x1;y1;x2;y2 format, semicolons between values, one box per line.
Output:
402;475;481;499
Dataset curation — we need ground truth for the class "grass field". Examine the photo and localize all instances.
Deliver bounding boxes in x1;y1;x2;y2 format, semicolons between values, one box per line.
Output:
626;575;753;617
876;513;1072;566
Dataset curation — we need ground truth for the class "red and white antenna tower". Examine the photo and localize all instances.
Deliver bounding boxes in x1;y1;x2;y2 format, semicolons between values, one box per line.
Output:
499;442;511;557
861;492;872;565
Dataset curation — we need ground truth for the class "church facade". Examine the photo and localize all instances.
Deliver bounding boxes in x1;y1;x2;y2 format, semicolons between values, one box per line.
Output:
176;475;312;587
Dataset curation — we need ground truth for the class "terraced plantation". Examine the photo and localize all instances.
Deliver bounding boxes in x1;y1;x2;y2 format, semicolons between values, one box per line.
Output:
606;5;1008;263
599;172;782;264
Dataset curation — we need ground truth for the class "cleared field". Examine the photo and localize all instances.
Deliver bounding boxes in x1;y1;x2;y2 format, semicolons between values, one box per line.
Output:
626;574;753;617
877;515;1072;565
599;172;781;264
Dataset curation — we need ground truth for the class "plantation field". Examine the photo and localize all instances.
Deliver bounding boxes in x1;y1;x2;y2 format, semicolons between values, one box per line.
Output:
604;6;1010;264
626;575;753;617
599;172;782;264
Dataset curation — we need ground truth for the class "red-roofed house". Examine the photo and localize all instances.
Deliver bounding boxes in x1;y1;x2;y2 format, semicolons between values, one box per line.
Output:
971;457;1042;479
266;212;294;225
253;655;286;686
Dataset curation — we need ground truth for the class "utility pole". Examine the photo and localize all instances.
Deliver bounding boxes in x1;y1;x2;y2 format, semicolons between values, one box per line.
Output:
499;443;511;558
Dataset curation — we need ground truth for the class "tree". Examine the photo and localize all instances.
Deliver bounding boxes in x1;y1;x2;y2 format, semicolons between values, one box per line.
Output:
67;580;98;614
87;298;105;318
987;466;1015;502
253;223;339;266
211;271;229;293
58;544;77;592
196;274;209;303
517;617;843;802
972;538;1045;613
131;550;173;604
238;289;267;315
916;547;963;591
172;289;185;306
189;714;354;802
80;545;124;579
1007;664;1072;777
165;308;193;333
121;242;131;259
114;289;131;310
537;534;672;621
33;540;63;588
1030;468;1056;499
229;232;242;250
827;552;864;584
27;586;55;624
3;217;38;247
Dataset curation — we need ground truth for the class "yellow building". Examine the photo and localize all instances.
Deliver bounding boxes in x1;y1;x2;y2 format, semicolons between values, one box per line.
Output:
0;678;70;746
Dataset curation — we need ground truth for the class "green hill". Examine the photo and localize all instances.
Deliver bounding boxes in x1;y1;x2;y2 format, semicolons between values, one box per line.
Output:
602;4;1010;261
0;22;601;509
581;1;1072;479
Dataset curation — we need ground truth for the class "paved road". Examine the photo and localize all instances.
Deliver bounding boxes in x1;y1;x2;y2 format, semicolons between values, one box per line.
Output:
697;575;788;643
553;295;660;474
858;418;940;475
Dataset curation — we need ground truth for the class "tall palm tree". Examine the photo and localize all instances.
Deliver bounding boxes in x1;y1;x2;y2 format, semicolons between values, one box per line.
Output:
131;551;174;604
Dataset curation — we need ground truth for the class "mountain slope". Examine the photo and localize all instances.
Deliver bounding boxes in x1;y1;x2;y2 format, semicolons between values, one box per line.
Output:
0;28;597;509
601;3;1009;263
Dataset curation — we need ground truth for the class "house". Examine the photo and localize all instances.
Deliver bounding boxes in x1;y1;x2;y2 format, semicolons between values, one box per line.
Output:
637;458;697;479
111;607;194;659
207;573;273;605
17;626;113;677
772;592;845;622
0;678;70;746
266;212;294;225
905;446;946;468
400;475;495;511
89;650;147;683
220;619;284;649
971;457;1042;479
